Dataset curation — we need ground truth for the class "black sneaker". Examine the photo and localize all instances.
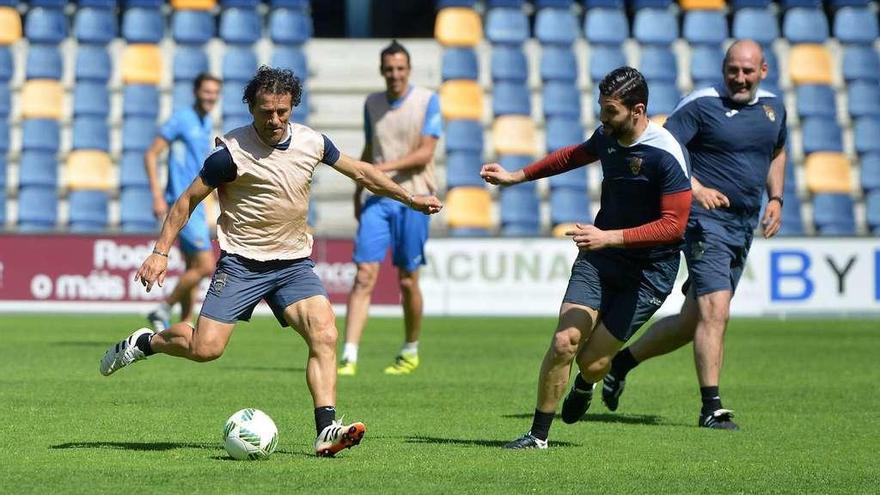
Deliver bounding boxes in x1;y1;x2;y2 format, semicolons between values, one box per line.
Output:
699;409;740;430
503;432;548;449
601;372;626;412
560;382;595;424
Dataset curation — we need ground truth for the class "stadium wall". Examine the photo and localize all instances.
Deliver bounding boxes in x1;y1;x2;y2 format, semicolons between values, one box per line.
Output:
0;236;878;318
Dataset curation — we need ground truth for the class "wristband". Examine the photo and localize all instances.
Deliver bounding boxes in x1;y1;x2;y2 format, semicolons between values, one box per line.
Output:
768;196;783;207
152;249;168;257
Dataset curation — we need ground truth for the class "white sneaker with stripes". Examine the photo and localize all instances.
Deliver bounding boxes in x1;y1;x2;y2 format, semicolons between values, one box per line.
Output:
99;327;153;376
314;419;366;457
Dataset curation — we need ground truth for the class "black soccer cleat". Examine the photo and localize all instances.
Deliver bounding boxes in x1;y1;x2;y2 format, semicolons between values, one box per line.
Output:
503;432;548;450
560;382;594;424
699;409;740;430
601;372;626;412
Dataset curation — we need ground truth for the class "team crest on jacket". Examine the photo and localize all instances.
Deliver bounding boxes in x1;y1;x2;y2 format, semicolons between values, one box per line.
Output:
628;157;643;175
762;104;776;122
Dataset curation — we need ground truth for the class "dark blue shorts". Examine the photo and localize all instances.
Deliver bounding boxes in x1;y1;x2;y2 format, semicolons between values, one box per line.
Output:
353;196;430;272
683;214;754;297
562;251;679;342
200;252;328;327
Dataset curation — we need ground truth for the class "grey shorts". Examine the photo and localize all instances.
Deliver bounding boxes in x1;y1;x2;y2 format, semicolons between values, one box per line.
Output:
200;252;328;327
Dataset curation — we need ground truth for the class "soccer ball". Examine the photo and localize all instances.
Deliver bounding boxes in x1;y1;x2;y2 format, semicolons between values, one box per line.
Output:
223;408;278;460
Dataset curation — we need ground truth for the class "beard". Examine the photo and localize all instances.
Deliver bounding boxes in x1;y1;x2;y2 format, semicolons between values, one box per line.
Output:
727;82;758;104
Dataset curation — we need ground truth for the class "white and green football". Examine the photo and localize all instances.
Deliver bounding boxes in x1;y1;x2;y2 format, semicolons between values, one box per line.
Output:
222;408;278;460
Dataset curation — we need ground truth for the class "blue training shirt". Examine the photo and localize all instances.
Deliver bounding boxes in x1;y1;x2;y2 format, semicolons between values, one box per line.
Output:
664;84;787;218
363;87;443;143
159;107;214;202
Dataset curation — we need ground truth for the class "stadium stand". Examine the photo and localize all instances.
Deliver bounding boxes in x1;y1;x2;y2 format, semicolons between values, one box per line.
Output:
445;187;493;236
788;45;833;85
73;81;110;117
813;194;856;235
493;116;536;156
18;186;58;232
805;152;852;194
435;8;482;47
121;44;163;85
439;80;483;120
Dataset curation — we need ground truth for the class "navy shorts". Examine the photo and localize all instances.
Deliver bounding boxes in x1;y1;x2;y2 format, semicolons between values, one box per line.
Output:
562;251;679;342
353;196;430;272
200;252;328;327
682;214;754;297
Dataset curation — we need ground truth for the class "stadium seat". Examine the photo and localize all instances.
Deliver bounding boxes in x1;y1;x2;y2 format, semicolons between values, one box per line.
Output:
222;81;249;118
545;117;584;152
491;45;528;83
540;45;578;82
764;49;780;85
17;186;58;231
813;193;855;235
583;0;624;6
493;115;535;155
860;153;880;192
842;46;880;83
589;45;626;82
173;46;210;81
779;0;822;8
122;7;164;44
534;8;579;45
72;117;110;152
120;187;157;232
272;46;308;79
536;0;574;6
222;114;251;133
633;8;678;45
79;1;118;8
801;118;843;154
0;7;22;44
847;82;880;119
75;45;111;82
22;119;60;152
121;44;163;85
123;118;158;152
639;45;677;82
269;8;313;45
442;48;479;81
24;7;67;44
123;84;160;118
220;7;262;45
171;0;217;8
445;151;486;188
493;82;531;116
866;191;880;234
445;187;492;231
499;181;540;236
542;82;581;119
833;7;878;45
0;82;8;116
0;189;4;225
488;0;525;6
804;152;852;193
67;150;114;190
550;188;591;225
18;151;58;189
269;0;310;7
682;10;728;46
445;119;484;152
435;8;482;47
74;7;117;44
783;8;829;44
120;150;150;189
648;82;681;115
172;10;215;45
0;47;11;81
223;46;259;82
20;80;64;120
632;0;674;8
795;85;837;119
788;45;833;85
26;45;62;80
548;162;588;189
679;0;725;8
827;0;871;8
732;8;780;47
584;8;628;45
854;117;880;155
777;191;805;236
690;45;723;87
73;82;110;118
485;7;529;45
173;81;195;109
0;120;6;155
68;190;110;232
440;80;484;120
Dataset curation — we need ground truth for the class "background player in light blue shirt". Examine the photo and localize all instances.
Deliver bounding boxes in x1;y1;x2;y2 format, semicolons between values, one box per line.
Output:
143;73;222;331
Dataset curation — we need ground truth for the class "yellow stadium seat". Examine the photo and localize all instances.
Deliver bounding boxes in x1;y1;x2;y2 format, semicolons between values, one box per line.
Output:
789;44;833;85
170;0;217;9
121;44;163;85
67;151;115;191
0;7;22;45
20;80;64;120
446;187;493;229
439;80;484;120
650;114;668;126
804;152;852;194
435;7;482;47
679;0;726;10
492;115;536;156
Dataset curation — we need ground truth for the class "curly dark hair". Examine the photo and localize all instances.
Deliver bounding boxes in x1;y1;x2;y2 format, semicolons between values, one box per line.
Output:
598;66;649;110
242;65;303;108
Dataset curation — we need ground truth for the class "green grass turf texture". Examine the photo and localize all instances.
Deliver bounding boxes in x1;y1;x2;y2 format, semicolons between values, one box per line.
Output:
1;315;877;494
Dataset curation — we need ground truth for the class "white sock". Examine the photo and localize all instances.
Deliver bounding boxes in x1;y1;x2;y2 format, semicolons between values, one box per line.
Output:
401;341;418;356
342;343;358;363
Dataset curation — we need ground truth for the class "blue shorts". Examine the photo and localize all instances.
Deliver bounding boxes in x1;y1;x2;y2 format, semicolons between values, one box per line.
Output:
683;213;754;297
178;203;212;255
562;251;679;342
200;252;328;327
353;196;430;272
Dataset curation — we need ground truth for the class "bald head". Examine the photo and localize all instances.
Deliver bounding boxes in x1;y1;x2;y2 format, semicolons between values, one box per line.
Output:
723;39;768;104
724;39;765;67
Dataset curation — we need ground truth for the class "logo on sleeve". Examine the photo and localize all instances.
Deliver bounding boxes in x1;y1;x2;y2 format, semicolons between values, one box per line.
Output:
762;104;776;122
628;156;643;175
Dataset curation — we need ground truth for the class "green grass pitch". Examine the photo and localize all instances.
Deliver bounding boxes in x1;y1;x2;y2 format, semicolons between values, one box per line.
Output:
1;315;877;494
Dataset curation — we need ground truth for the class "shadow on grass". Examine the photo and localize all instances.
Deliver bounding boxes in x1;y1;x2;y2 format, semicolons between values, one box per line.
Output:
223;366;306;373
51;441;215;451
405;436;579;448
501;412;669;426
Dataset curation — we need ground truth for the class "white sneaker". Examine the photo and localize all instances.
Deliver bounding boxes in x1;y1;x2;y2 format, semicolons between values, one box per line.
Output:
314;419;366;457
99;328;153;376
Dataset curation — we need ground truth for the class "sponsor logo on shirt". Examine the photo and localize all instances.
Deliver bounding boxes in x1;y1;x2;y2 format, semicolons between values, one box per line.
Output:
724;109;739;118
762;104;776;122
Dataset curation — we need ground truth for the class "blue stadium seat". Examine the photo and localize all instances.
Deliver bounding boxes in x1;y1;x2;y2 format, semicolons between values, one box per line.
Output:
488;0;525;6
764;49;780;85
493;82;531;116
866;191;880;235
73;82;110;118
68;190;109;232
834;8;879;45
549;162;588;189
777;193;805;235
535;8;579;45
172;10;215;45
842;46;880;83
491;45;528;83
485;7;529;44
270;0;310;7
813;193;855;235
540;45;577;82
26;45;62;80
690;45;723;87
18;151;58;189
122;118;157;153
779;0;821;8
449;228;492;238
801;118;843;154
223;46;258;82
0;120;6;155
854;117;880;155
222;81;249;118
847;82;880;119
0;47;12;81
18;186;58;232
122;7;164;44
730;0;773;9
223;114;252;134
860;152;880;192
632;0;674;8
223;0;261;6
72;117;110;152
124;0;163;5
536;0;573;6
828;0;871;8
173;81;195;110
542;82;581;119
74;7;117;44
272;46;308;79
796;85;836;119
79;0;119;6
28;0;67;6
584;8;628;45
0;83;8;116
683;10;728;46
633;8;678;45
22;119;60;152
583;0;624;6
442;48;479;81
173;46;210;81
221;7;262;45
446;151;486;188
500;180;540;236
648;82;681;115
639;45;677;82
75;45;111;82
120;151;150;189
732;8;779;47
445;120;484;152
123;84;160;119
120;187;157;232
550;187;591;225
591;86;602;117
268;8;312;45
25;7;67;44
0;155;5;188
589;45;626;82
782;8;829;44
545;117;584;152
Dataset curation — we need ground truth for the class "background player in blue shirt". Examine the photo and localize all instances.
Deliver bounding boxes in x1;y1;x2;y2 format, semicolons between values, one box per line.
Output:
603;40;788;430
481;67;692;449
143;73;222;331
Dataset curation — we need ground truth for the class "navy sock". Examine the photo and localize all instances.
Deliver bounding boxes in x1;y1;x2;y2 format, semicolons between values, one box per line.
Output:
610;348;639;379
530;409;554;441
573;373;594;394
314;406;336;436
700;386;722;415
135;333;154;356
